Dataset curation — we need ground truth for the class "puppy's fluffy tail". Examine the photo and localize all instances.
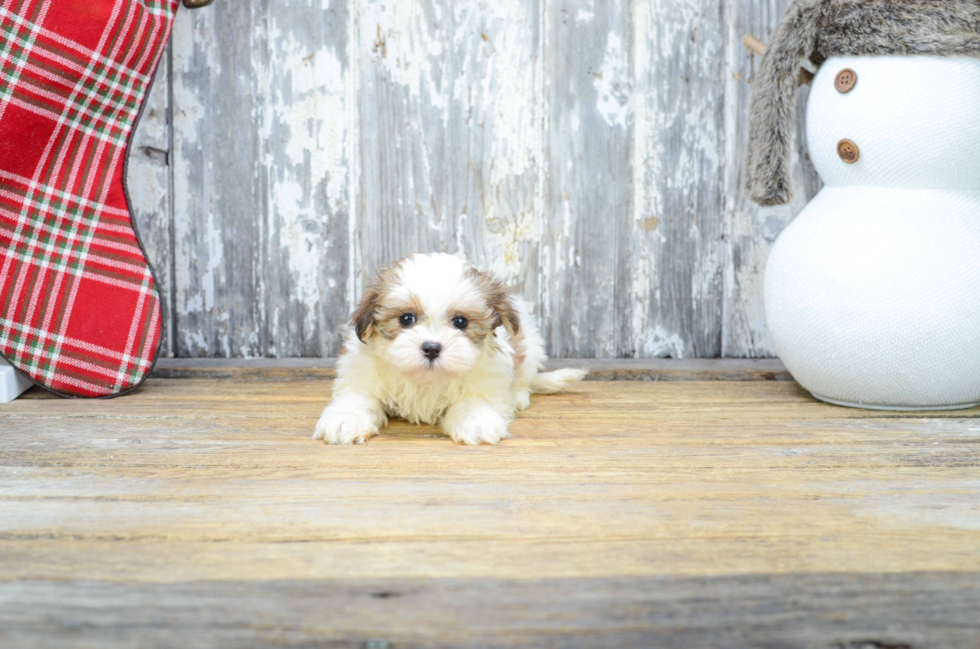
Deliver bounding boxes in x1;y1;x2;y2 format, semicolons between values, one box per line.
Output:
529;368;587;394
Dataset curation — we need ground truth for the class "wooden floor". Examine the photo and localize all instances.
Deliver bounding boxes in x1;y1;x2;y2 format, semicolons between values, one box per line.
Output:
2;361;979;648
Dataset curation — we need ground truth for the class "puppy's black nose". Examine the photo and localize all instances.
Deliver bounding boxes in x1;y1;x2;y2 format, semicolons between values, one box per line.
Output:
421;341;442;361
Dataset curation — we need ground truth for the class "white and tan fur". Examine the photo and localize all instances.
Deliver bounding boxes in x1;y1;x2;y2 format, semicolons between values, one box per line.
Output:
313;253;585;445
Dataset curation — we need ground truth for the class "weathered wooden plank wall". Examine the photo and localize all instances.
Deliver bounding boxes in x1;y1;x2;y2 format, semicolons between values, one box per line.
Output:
722;0;820;357
129;0;821;359
129;44;174;356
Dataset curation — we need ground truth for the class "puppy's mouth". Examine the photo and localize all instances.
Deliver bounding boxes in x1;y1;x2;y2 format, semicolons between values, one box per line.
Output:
424;356;452;374
417;353;463;379
405;357;446;382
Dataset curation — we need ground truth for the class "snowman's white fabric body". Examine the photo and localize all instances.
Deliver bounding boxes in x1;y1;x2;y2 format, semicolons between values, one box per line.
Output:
764;56;980;409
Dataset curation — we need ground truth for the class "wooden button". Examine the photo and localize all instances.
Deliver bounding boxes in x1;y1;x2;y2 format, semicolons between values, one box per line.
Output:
834;68;857;93
837;139;859;164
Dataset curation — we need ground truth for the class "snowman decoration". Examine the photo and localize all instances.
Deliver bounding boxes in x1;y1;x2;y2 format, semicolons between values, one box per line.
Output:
744;0;980;410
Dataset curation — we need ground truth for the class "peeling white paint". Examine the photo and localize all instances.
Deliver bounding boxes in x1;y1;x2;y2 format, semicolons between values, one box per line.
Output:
593;31;631;129
262;13;349;341
452;0;542;283
141;0;822;359
128;53;174;356
198;212;224;312
171;8;220;356
630;0;653;358
642;325;687;358
575;8;594;24
361;0;448;116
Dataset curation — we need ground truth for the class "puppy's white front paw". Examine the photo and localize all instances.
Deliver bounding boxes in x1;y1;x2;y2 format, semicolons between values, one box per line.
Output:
515;389;531;411
445;409;510;445
313;407;380;445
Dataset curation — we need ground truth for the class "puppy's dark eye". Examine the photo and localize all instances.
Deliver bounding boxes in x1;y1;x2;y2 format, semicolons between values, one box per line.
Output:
399;313;416;327
452;315;468;330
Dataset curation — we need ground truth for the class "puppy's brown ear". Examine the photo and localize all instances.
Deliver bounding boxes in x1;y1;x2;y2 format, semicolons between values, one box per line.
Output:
351;285;381;343
493;293;520;337
468;268;519;337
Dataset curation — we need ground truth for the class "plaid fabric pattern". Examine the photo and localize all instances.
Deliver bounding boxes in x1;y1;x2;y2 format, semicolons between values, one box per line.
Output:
0;0;179;397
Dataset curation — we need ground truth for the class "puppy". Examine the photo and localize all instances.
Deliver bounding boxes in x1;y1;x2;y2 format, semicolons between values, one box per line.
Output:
313;253;585;445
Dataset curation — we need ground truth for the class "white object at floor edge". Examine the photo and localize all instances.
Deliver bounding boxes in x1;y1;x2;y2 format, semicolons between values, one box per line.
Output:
1;356;32;404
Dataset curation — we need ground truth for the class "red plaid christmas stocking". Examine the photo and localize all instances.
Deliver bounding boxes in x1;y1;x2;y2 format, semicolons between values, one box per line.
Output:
0;0;182;397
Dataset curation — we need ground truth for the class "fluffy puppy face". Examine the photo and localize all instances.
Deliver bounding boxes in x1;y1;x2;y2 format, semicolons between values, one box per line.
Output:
352;254;518;382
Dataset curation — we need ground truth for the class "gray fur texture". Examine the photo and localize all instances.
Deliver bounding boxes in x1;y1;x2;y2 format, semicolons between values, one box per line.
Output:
744;0;980;206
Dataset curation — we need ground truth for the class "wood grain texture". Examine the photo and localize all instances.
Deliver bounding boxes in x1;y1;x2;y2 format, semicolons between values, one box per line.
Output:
146;357;794;381
355;0;542;297
171;4;264;357
259;0;352;357
631;0;726;359
722;0;823;357
355;0;453;277
170;1;352;358
3;378;980;580
132;0;827;358
3;574;979;648
128;44;174;358
541;0;633;357
2;375;979;645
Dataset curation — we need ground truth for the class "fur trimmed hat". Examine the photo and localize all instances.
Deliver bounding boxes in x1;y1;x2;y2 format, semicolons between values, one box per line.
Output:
744;0;980;206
